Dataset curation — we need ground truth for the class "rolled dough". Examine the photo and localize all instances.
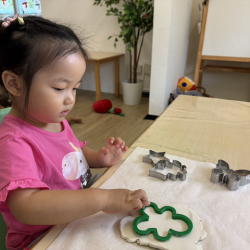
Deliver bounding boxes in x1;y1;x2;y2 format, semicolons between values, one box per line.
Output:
120;203;207;250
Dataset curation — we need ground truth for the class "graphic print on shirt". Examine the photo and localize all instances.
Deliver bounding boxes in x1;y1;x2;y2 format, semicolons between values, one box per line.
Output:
62;142;92;188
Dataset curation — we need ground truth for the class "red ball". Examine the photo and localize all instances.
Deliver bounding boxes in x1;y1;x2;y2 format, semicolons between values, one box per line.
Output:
93;99;112;113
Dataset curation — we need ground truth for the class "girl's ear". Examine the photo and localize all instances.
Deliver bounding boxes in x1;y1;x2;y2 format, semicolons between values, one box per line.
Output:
2;71;23;97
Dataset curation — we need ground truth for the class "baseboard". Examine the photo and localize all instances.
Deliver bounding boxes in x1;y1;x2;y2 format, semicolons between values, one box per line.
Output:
142;92;150;98
144;114;158;120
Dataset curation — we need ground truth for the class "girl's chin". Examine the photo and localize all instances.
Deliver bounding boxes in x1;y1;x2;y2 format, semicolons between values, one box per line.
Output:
28;116;64;124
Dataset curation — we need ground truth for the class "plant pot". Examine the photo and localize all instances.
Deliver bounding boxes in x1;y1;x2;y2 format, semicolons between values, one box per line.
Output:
121;79;144;105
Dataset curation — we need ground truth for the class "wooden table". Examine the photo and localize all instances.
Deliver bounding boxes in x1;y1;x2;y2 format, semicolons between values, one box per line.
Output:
33;95;250;249
88;51;124;101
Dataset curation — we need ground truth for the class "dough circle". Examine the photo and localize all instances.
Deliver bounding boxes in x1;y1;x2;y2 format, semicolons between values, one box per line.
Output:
120;203;207;250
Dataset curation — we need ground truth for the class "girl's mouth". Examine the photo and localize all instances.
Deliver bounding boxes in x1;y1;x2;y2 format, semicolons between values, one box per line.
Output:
60;110;70;116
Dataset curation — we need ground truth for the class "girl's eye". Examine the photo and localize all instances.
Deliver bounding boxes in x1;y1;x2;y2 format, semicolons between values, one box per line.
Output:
54;88;64;91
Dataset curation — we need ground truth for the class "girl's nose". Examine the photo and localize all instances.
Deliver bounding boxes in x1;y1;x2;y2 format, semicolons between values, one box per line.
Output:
64;91;75;105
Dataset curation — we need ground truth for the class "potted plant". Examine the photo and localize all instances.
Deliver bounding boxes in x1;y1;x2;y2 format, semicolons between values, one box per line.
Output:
94;0;154;105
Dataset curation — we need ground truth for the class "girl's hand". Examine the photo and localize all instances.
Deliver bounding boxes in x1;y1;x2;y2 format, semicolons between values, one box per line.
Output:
103;189;150;214
98;137;128;167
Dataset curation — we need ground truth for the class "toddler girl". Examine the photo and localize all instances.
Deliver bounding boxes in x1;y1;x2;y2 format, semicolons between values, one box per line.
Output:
0;15;149;250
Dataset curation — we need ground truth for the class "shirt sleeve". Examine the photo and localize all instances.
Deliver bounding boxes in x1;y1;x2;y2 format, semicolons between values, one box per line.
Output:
0;135;49;204
79;141;87;148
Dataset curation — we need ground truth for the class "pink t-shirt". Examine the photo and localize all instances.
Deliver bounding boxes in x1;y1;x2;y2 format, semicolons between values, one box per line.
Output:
0;115;89;250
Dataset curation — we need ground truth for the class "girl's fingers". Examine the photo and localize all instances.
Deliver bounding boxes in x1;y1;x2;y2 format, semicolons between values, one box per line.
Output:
131;189;149;210
142;200;150;208
120;141;125;149
108;137;115;144
107;137;127;150
100;147;108;155
114;137;122;148
131;198;143;211
132;198;150;211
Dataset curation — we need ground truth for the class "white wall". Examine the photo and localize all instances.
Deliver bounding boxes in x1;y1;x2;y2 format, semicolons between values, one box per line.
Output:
185;0;250;102
149;0;193;116
41;0;125;94
149;0;250;116
41;0;153;95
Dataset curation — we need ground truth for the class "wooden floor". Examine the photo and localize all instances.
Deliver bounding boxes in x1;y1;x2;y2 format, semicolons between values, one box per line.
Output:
66;90;154;174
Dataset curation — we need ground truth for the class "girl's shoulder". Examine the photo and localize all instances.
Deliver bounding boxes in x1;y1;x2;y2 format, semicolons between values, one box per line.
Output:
0;115;32;141
0;118;37;157
0;116;50;156
0;116;81;160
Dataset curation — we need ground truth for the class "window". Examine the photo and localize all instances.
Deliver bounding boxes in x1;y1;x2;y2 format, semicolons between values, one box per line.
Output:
0;0;41;16
0;0;14;15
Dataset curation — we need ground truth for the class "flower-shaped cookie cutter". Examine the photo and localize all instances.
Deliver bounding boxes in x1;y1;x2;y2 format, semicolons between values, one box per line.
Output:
133;202;193;241
143;150;187;181
211;159;250;191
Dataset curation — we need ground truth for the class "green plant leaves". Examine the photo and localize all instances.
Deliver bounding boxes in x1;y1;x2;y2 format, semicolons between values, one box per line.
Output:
133;202;193;241
93;0;154;50
93;0;154;81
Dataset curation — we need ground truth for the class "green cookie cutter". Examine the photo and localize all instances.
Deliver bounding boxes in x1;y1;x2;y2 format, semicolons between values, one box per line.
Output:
133;202;193;241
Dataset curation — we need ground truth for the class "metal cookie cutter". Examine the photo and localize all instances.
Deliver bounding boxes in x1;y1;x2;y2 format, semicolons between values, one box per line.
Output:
143;150;187;181
211;159;250;191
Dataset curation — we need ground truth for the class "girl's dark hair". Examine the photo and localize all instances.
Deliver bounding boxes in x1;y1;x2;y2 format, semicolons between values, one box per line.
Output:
0;16;88;111
0;94;12;108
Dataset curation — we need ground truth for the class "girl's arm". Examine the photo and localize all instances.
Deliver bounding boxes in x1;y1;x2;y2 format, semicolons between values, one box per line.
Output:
82;146;102;168
7;188;149;225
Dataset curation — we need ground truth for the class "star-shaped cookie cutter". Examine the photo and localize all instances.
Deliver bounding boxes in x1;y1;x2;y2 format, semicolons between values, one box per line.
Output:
143;150;187;181
211;159;250;191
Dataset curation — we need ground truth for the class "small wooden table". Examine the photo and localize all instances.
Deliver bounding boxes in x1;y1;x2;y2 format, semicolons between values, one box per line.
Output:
88;52;124;101
32;95;250;249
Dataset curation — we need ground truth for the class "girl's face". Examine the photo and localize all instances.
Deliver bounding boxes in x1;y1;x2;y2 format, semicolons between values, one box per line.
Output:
26;53;86;126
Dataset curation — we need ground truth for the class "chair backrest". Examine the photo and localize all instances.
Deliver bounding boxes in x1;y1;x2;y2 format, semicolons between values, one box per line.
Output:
0;107;11;124
0;213;7;250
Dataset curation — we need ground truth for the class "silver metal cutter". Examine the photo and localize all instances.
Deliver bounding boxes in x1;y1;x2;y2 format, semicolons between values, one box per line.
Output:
143;150;187;181
211;159;250;191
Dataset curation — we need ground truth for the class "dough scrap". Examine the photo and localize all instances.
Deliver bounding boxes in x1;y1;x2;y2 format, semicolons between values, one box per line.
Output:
120;203;207;250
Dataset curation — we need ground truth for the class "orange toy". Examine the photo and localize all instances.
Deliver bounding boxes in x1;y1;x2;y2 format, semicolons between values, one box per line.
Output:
177;77;196;92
